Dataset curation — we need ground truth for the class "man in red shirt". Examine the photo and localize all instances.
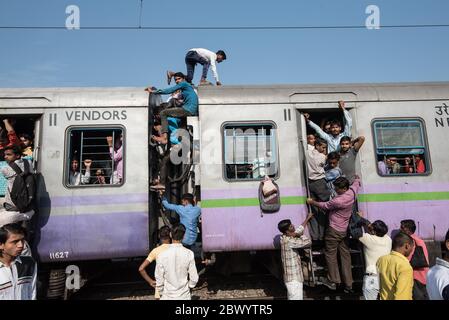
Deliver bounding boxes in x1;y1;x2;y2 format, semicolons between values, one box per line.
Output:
400;219;430;300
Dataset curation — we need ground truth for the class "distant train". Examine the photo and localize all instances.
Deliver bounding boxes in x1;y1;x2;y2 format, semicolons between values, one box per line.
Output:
1;82;448;296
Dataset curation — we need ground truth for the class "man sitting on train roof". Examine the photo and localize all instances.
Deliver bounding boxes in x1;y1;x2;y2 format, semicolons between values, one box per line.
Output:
304;100;353;153
146;72;198;145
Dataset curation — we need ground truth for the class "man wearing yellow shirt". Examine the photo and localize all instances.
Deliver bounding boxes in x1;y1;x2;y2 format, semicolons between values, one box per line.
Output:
138;226;171;299
377;232;414;300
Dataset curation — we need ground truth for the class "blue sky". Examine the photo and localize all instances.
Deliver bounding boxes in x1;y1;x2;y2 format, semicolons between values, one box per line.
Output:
0;0;448;88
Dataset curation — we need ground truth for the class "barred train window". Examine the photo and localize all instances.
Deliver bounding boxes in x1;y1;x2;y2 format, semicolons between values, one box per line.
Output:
373;119;430;176
223;123;278;181
66;127;124;187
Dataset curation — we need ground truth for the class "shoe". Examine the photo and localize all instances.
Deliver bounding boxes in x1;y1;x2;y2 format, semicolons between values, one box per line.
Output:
320;277;337;290
343;286;354;294
199;80;213;86
166;71;174;85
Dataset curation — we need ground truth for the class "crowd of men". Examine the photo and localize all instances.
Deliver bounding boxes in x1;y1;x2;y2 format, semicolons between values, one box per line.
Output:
276;102;448;300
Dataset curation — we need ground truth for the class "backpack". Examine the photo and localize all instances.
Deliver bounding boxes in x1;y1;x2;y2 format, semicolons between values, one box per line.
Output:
7;160;36;213
258;177;281;213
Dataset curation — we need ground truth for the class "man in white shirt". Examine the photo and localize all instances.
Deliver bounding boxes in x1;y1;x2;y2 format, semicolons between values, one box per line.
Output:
68;158;91;186
358;218;392;300
426;228;449;300
168;48;227;86
155;223;199;300
0;223;37;300
306;138;330;240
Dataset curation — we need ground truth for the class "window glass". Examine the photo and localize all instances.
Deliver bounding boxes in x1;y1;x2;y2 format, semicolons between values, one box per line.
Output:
223;123;278;181
373;119;430;176
66;127;124;187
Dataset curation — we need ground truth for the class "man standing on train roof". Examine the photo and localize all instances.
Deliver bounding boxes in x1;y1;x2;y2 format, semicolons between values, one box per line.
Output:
167;48;227;86
145;72;198;145
159;192;201;249
304;100;353;153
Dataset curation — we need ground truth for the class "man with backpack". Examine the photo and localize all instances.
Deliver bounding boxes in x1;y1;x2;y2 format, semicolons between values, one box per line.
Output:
0;146;35;228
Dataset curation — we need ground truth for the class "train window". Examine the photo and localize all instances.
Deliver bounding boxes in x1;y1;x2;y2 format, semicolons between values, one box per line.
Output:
373;119;430;176
223;123;278;181
65;127;124;187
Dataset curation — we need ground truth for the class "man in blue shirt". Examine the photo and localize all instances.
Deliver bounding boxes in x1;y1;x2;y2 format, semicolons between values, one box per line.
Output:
146;72;198;145
304;101;353;153
160;193;201;249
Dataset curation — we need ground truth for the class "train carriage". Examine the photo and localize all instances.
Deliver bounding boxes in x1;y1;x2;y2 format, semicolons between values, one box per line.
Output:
1;82;448;296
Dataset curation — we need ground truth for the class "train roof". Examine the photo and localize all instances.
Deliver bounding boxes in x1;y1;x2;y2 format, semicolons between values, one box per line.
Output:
1;82;449;108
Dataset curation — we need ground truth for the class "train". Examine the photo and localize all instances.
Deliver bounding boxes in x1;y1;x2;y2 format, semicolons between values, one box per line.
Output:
1;82;448;297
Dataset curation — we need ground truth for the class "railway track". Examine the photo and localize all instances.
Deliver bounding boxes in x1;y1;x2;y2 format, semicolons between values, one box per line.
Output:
69;264;362;300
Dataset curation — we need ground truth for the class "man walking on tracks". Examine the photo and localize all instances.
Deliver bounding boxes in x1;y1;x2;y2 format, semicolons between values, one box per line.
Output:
278;213;314;300
167;48;227;86
155;224;199;300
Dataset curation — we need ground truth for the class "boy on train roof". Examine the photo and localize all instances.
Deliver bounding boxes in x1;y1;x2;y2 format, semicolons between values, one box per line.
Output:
304;100;353;153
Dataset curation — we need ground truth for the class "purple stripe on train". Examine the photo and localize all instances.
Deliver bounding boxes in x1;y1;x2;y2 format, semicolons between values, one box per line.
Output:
39;193;148;208
362;182;449;194
35;211;149;262
202;205;308;252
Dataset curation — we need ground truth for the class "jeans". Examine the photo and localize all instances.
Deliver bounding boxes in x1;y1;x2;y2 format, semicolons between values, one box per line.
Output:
185;50;210;83
362;274;379;300
160;107;192;134
308;178;330;240
285;281;303;300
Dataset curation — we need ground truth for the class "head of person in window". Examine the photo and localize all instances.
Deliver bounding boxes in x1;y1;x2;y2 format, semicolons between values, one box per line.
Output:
388;157;401;174
403;157;414;174
323;121;332;134
329;120;343;138
93;169;106;185
19;133;33;157
414;154;425;173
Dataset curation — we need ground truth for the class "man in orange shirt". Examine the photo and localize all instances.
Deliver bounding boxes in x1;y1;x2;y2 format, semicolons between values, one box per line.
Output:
401;219;430;300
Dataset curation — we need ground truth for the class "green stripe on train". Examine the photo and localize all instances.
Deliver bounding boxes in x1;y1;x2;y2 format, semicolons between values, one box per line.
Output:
201;192;449;208
201;196;305;208
358;192;449;202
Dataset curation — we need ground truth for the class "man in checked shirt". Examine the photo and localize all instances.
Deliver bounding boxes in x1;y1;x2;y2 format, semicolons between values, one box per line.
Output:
278;212;314;300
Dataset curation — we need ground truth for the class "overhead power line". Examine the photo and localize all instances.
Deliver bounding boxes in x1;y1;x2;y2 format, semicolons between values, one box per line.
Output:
0;24;449;30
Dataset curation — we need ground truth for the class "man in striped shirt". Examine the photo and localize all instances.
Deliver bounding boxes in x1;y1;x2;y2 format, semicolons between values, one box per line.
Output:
0;223;36;300
278;213;314;300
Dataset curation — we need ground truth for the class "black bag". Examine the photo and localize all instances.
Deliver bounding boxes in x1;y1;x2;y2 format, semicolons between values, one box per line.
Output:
347;188;368;239
410;243;429;269
7;160;36;213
